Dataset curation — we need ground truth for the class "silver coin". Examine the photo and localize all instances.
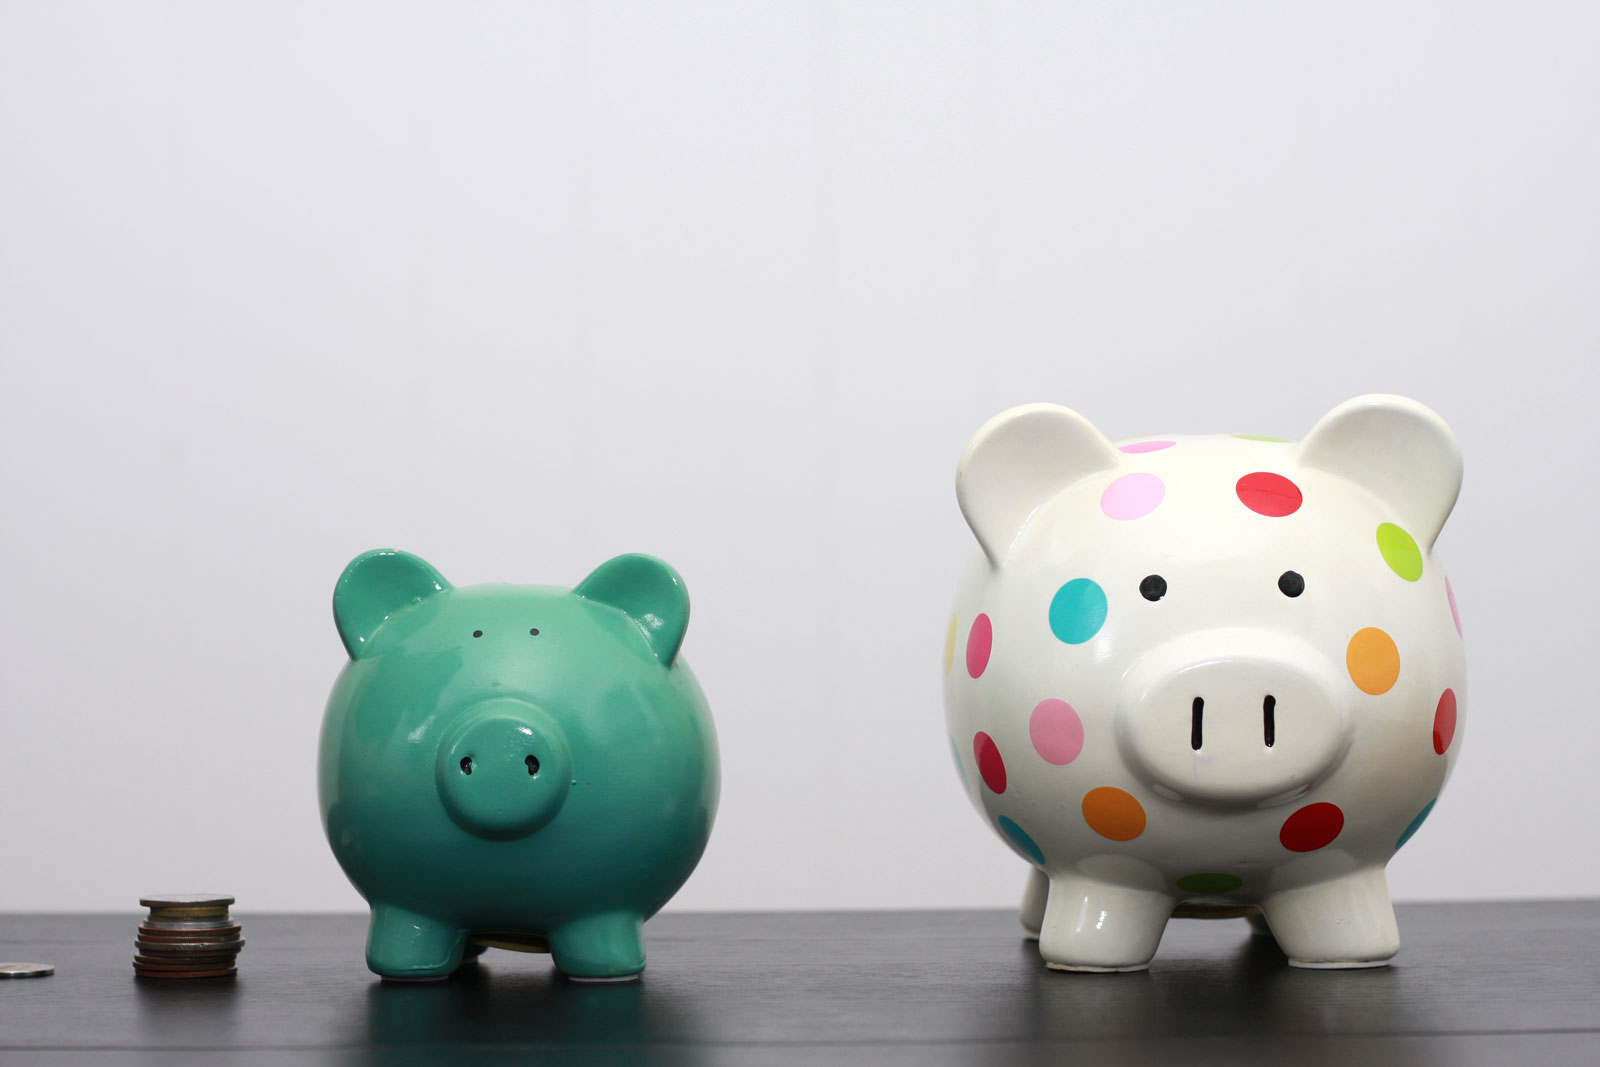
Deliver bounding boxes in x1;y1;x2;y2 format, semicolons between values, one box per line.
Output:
140;919;239;931
139;895;234;908
0;962;54;978
135;939;245;954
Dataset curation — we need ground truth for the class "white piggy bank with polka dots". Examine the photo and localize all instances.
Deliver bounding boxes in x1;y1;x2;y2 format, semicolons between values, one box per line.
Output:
943;395;1465;972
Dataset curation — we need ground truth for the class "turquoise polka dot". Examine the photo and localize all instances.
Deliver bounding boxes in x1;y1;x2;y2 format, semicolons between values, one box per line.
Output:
998;816;1046;866
1395;799;1437;850
950;737;969;793
1049;579;1107;644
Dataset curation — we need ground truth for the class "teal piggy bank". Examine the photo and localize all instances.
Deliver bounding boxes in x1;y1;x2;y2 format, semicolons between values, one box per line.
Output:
318;550;719;982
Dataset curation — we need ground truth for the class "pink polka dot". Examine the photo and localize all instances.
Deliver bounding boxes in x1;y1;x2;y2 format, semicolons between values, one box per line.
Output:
966;613;993;678
1433;689;1457;755
1029;699;1085;765
974;732;1007;793
1119;440;1175;454
1100;473;1165;521
1447;579;1462;637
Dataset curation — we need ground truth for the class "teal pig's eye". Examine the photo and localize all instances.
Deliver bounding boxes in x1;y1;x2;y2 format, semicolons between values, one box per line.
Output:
529;628;540;636
472;630;483;638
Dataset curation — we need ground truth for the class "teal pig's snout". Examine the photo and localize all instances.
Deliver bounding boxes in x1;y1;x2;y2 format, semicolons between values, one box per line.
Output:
435;700;574;839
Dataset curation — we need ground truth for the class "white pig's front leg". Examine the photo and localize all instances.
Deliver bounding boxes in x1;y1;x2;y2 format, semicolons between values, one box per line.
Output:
1019;867;1048;939
1038;872;1175;972
1258;867;1400;969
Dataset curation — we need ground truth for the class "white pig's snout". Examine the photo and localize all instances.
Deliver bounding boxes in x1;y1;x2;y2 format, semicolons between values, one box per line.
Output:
1114;629;1353;809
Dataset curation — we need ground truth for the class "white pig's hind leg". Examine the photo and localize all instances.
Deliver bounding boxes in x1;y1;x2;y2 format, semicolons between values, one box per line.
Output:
1019;867;1048;939
1038;873;1174;972
1259;867;1400;969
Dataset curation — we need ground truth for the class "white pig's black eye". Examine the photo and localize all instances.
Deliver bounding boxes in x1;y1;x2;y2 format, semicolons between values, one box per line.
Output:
1278;571;1305;597
1140;575;1167;601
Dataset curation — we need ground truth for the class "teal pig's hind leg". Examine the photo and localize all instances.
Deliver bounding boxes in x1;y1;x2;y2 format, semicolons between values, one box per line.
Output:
1019;867;1048;940
365;904;468;981
548;912;646;982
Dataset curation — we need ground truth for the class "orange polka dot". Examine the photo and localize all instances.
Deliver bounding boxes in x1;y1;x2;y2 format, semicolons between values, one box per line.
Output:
1082;787;1146;841
943;614;957;675
1347;627;1400;694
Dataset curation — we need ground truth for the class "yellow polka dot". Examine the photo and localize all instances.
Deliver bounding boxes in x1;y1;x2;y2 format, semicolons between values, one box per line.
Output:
943;613;957;675
1347;627;1401;694
1082;787;1146;841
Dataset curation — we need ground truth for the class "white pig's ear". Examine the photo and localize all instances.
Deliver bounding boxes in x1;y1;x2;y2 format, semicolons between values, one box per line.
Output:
333;549;452;659
575;553;690;666
1294;395;1463;549
956;404;1122;566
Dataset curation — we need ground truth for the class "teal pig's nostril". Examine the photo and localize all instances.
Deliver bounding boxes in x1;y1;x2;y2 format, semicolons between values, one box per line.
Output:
460;756;474;775
526;754;540;775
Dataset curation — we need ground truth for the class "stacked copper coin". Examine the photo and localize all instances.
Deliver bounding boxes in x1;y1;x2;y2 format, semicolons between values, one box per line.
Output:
134;895;244;979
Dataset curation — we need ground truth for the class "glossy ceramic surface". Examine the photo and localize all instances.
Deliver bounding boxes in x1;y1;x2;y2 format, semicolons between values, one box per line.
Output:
319;551;719;982
944;396;1466;972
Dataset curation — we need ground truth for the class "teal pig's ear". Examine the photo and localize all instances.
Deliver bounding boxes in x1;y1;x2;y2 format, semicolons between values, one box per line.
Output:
1294;395;1463;550
333;549;453;659
575;554;690;666
956;404;1122;566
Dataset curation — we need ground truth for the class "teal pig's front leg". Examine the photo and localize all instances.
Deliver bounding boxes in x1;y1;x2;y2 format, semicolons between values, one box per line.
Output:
548;911;646;982
366;904;468;981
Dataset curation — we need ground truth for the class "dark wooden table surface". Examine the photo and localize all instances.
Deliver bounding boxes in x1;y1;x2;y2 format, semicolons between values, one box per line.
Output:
2;903;1597;1065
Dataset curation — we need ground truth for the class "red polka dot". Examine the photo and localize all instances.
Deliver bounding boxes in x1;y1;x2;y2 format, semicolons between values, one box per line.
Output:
1279;802;1344;852
1433;689;1458;755
974;732;1007;794
966;613;993;678
1236;472;1303;517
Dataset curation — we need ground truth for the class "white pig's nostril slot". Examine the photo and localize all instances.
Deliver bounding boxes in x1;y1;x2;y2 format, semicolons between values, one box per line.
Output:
1191;697;1204;751
460;756;474;775
1264;695;1277;747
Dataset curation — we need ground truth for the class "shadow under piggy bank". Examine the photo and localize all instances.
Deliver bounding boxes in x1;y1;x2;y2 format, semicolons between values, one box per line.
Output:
349;952;712;1067
994;917;1466;1067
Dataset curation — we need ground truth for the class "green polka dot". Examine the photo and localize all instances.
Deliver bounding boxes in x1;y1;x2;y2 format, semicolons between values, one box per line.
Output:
1377;522;1423;581
1176;873;1243;894
1231;434;1290;443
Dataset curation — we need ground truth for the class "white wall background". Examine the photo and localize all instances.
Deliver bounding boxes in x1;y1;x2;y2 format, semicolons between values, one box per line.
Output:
1;1;1595;912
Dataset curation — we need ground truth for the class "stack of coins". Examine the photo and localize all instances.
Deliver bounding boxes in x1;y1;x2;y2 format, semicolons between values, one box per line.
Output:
134;895;244;979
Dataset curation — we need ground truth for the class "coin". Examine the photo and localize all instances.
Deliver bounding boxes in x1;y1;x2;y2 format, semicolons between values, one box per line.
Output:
136;937;241;950
135;941;243;955
137;915;238;927
134;894;243;980
145;907;231;922
139;895;234;908
134;966;236;979
133;955;239;969
137;925;242;939
0;962;54;978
